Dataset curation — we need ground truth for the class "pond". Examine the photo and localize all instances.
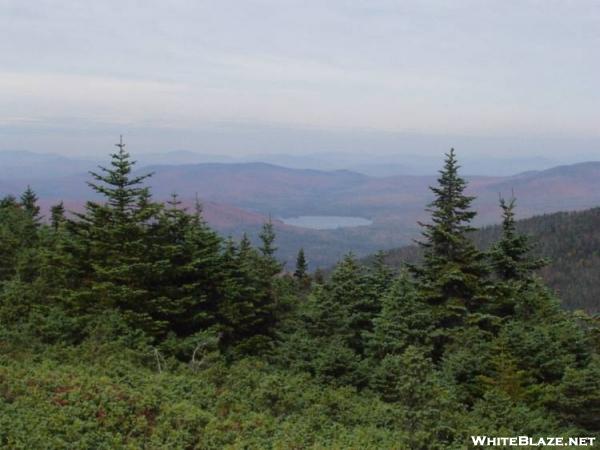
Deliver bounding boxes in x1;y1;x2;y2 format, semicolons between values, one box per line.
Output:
280;215;373;230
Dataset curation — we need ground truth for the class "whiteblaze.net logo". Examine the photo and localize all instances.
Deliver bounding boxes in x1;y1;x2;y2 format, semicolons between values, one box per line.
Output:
470;436;596;447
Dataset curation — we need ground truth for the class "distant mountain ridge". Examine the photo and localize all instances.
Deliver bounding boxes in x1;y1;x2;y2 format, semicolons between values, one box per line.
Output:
3;151;600;269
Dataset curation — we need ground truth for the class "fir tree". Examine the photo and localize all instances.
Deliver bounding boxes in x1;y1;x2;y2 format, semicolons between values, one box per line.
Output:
303;255;361;341
259;216;277;258
148;193;224;338
50;202;66;230
368;273;433;359
314;254;372;355
366;251;393;295
487;196;547;318
0;199;32;282
294;248;308;280
69;137;166;336
490;196;546;282
411;149;489;359
20;185;41;224
0;195;18;209
218;233;277;353
363;251;394;318
259;217;282;277
19;186;42;243
371;347;454;448
313;267;325;284
238;233;252;257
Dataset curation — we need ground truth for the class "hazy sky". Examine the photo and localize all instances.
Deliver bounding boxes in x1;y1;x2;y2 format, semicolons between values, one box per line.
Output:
1;0;599;157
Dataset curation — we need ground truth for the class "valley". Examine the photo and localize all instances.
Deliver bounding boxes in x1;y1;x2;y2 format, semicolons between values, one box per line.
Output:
2;152;600;268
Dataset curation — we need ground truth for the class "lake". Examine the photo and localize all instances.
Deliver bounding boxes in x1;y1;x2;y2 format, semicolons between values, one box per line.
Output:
280;215;373;230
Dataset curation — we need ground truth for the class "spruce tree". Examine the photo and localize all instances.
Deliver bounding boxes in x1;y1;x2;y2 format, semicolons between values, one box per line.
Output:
19;186;42;242
371;347;453;448
0;191;42;283
411;149;489;359
50;201;66;230
239;233;252;257
0;195;18;209
303;255;361;341
294;248;308;280
218;233;277;353
363;251;393;318
259;217;282;277
368;273;433;359
20;185;41;224
313;267;325;284
0;198;32;282
366;251;393;295
314;253;372;355
490;196;546;282
69;137;166;336
259;216;277;258
148;193;223;338
488;196;547;318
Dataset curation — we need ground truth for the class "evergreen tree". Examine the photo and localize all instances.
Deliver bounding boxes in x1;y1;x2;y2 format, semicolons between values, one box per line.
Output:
239;233;252;257
0;195;18;209
487;196;548;318
259;217;282;277
0;192;41;282
366;251;393;298
368;273;433;359
50;202;66;230
218;233;277;353
19;186;42;243
363;251;394;318
20;185;41;224
0;196;22;288
308;254;372;356
68;137;168;336
410;149;489;359
313;267;325;284
259;216;277;258
298;255;364;348
279;256;370;386
554;356;600;431
371;347;454;449
490;196;546;282
148;193;224;339
294;248;308;280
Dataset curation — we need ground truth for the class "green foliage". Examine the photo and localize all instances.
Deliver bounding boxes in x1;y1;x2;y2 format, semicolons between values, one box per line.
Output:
553;356;600;431
217;234;278;355
381;205;600;313
410;149;490;359
0;344;410;449
68;140;166;336
0;195;38;282
368;273;433;359
1;146;598;447
50;201;66;230
371;347;457;449
490;196;547;282
294;247;309;280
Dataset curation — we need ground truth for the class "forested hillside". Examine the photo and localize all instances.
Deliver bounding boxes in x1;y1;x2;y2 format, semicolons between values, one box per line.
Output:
1;146;598;448
376;207;600;313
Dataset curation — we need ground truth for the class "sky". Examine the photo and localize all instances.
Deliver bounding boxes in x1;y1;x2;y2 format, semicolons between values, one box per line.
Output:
1;0;599;159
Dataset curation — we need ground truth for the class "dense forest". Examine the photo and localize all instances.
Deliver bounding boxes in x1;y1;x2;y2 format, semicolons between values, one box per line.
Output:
374;206;600;313
1;145;599;448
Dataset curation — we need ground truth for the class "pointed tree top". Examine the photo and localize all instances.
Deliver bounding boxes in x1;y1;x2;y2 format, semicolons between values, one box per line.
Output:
116;135;125;151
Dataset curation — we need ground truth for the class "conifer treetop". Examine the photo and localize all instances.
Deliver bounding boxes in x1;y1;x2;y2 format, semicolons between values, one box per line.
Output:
87;136;154;215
